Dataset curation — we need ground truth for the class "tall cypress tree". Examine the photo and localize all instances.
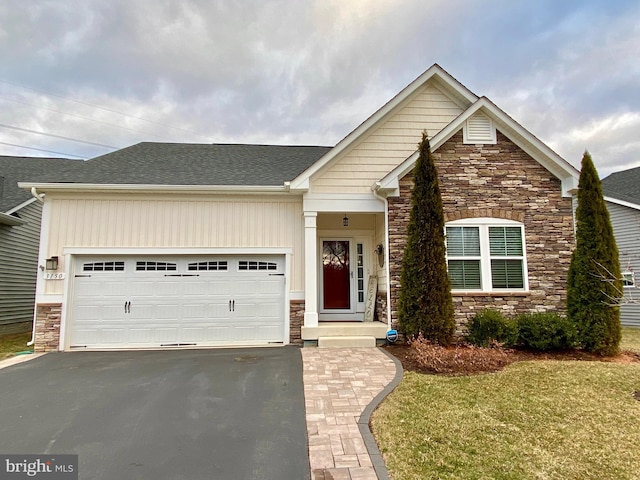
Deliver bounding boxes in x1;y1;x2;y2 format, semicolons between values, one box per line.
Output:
397;132;455;344
567;151;622;355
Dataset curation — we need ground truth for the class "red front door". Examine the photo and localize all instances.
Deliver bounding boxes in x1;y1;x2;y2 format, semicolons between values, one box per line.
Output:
322;240;351;310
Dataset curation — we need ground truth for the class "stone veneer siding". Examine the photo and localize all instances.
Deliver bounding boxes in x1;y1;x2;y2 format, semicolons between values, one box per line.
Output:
289;300;304;345
375;292;388;324
34;303;62;352
388;130;575;332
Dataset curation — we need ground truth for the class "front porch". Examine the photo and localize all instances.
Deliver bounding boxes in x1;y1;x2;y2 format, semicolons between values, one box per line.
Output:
301;321;390;347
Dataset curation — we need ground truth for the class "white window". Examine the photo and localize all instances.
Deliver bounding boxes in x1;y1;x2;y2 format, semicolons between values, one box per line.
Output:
445;218;528;292
623;271;635;288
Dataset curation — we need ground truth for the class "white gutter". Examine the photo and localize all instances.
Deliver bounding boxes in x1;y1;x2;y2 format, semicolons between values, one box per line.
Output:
30;187;45;203
18;182;291;195
372;182;393;330
0;212;23;226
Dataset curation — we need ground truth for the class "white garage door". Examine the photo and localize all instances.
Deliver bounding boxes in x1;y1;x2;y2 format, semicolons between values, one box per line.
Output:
68;255;286;349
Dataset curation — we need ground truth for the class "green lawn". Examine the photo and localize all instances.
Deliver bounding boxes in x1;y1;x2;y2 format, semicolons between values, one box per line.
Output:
621;326;640;353
372;328;640;480
0;332;32;359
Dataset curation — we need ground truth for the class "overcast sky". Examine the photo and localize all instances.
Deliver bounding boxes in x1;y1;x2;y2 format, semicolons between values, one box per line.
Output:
0;0;638;177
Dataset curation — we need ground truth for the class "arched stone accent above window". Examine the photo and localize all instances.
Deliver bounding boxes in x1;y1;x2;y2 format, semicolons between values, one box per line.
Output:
444;208;525;223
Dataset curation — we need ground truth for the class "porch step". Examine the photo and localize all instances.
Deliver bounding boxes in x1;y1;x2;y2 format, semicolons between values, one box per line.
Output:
318;336;377;348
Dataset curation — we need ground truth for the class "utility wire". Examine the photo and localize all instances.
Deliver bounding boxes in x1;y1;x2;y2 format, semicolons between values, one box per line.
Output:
0;95;171;141
0;141;86;159
0;123;118;149
0;78;211;140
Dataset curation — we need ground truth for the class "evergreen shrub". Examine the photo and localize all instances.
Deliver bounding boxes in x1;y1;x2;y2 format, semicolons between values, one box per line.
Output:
465;309;518;348
516;312;577;351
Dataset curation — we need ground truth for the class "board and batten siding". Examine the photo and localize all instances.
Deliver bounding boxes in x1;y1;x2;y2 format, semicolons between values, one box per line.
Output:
0;201;41;326
43;193;305;295
607;201;640;327
311;82;464;193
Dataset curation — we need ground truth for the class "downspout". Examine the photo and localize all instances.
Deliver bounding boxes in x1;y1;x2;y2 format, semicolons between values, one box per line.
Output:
27;188;45;347
31;187;45;203
372;183;392;330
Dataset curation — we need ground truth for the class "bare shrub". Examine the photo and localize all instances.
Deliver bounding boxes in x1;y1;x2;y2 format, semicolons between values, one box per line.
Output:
408;334;513;375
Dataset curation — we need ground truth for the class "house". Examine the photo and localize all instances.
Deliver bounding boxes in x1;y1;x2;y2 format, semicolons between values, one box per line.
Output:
19;64;580;352
601;167;640;327
0;156;81;335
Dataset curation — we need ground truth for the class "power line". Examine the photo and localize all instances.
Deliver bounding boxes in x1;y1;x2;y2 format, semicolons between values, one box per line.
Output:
0;78;211;140
0;95;171;141
0;141;86;159
0;123;118;149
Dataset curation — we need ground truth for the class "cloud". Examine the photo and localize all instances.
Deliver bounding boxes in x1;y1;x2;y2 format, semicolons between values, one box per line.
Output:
0;0;637;178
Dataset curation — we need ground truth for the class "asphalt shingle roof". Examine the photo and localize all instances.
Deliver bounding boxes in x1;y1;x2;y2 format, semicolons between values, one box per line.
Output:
601;166;640;205
0;156;83;212
20;143;332;187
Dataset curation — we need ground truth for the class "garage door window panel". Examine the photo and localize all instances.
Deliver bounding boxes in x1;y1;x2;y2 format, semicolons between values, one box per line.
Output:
136;261;177;271
83;261;125;272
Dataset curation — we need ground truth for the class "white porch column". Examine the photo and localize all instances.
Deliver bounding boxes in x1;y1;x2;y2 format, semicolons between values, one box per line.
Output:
303;211;319;327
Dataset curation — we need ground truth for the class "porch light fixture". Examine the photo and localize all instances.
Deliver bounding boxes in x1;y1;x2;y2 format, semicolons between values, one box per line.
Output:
45;256;59;271
342;214;349;227
376;244;385;267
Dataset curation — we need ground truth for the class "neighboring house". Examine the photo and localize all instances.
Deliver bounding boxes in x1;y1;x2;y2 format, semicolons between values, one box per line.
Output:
602;167;640;327
0;156;81;334
20;64;580;352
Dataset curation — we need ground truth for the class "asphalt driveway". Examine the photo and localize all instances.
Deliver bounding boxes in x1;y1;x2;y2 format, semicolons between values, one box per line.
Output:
0;347;309;479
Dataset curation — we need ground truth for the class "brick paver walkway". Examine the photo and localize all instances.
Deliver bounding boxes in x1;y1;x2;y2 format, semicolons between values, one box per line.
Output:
302;348;398;480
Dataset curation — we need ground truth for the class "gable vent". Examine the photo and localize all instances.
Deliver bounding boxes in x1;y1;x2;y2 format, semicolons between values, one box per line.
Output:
463;113;496;144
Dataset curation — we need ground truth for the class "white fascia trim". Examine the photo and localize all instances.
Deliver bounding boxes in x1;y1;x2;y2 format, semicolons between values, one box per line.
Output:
376;97;580;198
35;294;65;304
5;196;38;215
289;64;478;191
303;193;385;213
605;196;640;211
63;247;294;256
0;212;24;226
18;182;290;195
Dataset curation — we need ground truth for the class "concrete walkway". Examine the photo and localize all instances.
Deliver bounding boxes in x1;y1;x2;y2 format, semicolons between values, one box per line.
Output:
302;347;401;480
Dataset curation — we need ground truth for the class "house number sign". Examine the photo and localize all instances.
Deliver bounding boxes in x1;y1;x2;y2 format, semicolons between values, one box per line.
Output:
43;272;66;280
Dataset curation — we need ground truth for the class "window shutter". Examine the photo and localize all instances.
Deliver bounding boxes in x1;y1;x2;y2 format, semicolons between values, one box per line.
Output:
491;259;524;288
446;226;480;256
448;260;481;289
489;227;523;256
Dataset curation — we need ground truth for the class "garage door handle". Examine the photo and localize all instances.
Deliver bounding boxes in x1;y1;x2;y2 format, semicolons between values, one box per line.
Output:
229;300;232;312
124;301;131;314
269;273;284;276
232;300;235;311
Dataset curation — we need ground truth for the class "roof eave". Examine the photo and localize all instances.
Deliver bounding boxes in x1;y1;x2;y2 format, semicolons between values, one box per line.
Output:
18;182;292;195
604;195;640;211
0;212;24;226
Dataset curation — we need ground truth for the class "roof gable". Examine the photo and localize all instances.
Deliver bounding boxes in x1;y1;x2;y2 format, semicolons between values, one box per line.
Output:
377;97;579;197
290;64;478;190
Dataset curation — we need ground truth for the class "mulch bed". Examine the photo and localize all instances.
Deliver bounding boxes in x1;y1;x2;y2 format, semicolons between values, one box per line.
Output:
382;342;640;376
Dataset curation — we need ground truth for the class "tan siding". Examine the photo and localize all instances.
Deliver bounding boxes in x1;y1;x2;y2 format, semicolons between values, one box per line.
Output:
43;193;304;294
312;82;463;193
